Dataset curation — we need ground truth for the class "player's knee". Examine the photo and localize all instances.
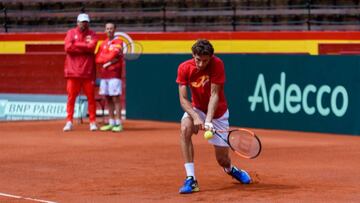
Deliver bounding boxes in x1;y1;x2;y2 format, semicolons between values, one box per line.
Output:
180;125;193;139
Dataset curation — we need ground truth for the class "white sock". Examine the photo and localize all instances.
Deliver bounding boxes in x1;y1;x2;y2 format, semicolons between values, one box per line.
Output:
109;119;115;126
115;119;122;125
184;163;195;179
224;165;233;173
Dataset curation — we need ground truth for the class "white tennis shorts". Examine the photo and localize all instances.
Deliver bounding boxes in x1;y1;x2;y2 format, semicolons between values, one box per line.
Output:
99;78;122;96
182;108;229;147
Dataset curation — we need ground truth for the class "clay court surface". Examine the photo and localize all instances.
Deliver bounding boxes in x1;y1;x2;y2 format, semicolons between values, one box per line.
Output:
0;119;359;203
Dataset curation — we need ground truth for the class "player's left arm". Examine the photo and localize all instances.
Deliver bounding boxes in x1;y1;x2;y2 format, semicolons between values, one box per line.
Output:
108;41;123;63
73;32;98;53
205;83;220;124
205;58;225;130
98;41;122;67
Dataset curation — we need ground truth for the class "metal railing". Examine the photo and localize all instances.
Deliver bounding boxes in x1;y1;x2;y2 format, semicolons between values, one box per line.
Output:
2;8;8;32
2;3;360;32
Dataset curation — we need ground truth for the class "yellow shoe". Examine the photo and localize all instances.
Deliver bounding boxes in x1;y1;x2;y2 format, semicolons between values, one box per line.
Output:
112;125;123;132
100;124;114;131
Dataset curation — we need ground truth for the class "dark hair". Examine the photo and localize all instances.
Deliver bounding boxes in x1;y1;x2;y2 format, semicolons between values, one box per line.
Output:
191;39;214;56
105;22;117;29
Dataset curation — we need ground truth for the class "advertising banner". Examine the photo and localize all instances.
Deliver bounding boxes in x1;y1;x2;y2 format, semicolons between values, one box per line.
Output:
126;54;360;135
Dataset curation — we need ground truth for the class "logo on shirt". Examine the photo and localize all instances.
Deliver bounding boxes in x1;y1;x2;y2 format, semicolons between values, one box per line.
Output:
191;75;209;88
109;44;122;51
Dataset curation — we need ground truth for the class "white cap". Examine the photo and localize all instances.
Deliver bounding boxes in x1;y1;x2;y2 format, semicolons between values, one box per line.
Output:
77;13;90;22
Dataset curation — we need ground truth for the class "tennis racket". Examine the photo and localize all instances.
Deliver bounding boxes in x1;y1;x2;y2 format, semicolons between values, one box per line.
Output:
101;41;143;68
123;41;143;60
213;128;262;159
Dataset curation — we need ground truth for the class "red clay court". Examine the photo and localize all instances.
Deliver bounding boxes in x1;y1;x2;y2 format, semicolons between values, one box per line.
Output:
0;119;359;202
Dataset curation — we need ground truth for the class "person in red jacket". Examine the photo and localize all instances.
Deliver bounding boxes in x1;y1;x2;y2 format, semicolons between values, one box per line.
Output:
95;22;124;132
63;13;98;132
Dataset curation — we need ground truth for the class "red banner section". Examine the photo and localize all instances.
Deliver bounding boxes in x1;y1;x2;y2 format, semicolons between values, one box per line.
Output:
2;31;360;41
0;53;66;94
25;44;64;53
319;43;360;55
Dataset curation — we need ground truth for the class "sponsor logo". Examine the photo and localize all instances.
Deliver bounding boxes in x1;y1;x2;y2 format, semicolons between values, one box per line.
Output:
0;100;7;118
248;72;348;117
191;75;210;88
0;100;86;120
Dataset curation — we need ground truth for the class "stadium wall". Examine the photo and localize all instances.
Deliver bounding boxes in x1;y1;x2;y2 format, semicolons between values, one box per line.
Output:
126;54;360;135
2;31;360;55
1;32;360;135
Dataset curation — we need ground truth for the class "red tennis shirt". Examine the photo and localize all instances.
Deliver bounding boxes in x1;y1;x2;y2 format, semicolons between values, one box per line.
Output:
176;56;228;118
95;37;124;79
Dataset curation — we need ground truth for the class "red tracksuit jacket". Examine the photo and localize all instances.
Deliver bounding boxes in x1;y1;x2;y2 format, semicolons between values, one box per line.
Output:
64;27;98;79
95;38;124;79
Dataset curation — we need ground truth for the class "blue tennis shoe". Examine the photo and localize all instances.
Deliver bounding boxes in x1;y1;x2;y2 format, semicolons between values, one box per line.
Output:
228;166;251;184
179;176;199;194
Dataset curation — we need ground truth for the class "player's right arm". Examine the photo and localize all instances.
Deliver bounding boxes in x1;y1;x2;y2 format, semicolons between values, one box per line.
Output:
64;30;76;53
178;84;203;133
96;48;120;64
96;40;122;66
95;42;105;64
64;30;84;53
64;30;97;54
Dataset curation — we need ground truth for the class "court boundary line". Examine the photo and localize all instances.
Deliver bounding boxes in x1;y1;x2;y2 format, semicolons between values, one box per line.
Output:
0;192;57;203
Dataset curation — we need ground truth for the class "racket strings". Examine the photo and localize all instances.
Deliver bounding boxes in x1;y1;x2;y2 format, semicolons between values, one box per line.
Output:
228;130;261;159
124;42;143;60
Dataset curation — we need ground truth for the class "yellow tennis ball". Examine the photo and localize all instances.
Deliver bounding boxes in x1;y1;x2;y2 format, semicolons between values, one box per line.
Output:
204;131;213;140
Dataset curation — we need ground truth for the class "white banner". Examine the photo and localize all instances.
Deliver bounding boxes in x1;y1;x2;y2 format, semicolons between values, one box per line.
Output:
0;99;86;120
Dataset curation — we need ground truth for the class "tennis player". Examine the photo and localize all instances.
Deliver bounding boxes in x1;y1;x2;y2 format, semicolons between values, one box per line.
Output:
95;22;124;132
63;13;98;131
176;39;252;194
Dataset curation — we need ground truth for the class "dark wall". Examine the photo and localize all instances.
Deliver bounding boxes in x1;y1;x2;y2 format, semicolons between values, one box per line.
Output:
126;54;360;135
125;54;189;122
223;55;360;135
1;53;359;135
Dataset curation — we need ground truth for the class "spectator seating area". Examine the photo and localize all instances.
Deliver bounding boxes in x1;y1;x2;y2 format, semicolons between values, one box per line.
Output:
1;0;360;32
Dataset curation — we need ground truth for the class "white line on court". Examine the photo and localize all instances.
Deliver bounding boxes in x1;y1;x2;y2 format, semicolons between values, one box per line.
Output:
0;192;57;203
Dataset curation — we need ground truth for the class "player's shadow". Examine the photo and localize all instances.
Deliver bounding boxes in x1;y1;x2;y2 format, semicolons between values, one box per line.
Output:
124;126;176;132
203;183;299;193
